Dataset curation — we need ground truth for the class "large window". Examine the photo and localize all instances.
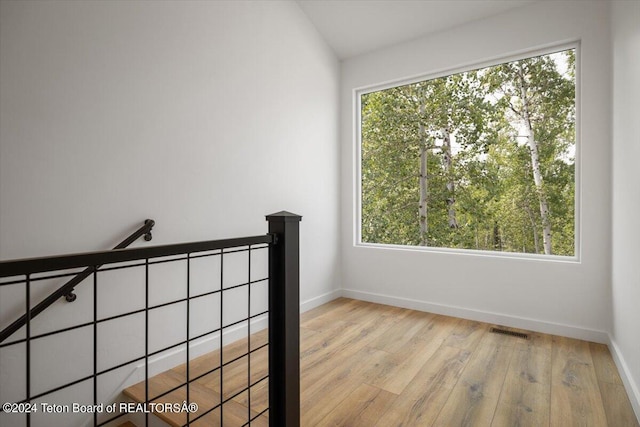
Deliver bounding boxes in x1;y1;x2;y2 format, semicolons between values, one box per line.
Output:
358;47;577;257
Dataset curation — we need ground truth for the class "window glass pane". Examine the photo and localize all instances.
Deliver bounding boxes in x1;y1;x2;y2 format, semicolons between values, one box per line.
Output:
360;48;576;256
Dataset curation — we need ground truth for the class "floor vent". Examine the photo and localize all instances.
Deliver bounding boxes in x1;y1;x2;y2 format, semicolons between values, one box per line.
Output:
490;327;529;340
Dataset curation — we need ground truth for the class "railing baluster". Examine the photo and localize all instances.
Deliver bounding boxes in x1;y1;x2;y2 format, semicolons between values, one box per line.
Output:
186;253;191;426
220;248;224;425
247;245;252;426
145;258;149;427
93;266;98;427
25;274;31;427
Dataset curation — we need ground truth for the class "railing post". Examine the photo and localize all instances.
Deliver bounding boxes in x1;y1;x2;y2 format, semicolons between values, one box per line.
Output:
266;211;302;427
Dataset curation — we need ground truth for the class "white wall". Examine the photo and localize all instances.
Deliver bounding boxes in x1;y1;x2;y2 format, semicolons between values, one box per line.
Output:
340;1;612;341
0;1;340;426
611;0;640;418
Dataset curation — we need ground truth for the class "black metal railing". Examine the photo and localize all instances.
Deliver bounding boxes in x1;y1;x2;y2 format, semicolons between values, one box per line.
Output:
0;211;301;427
0;219;155;344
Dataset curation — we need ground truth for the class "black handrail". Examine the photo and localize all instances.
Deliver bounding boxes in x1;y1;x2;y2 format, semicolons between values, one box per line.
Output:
0;234;274;277
0;219;155;343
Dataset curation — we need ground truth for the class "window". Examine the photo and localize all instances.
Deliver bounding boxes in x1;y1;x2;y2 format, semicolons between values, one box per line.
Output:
358;47;577;257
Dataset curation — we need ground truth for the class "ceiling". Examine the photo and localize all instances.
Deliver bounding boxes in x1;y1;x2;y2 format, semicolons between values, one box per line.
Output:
295;0;535;59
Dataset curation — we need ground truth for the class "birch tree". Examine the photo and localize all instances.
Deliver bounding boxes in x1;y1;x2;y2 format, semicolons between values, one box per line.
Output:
415;72;489;241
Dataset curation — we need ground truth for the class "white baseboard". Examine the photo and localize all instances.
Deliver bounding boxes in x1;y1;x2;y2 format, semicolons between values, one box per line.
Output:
342;288;610;344
300;289;343;313
607;335;640;423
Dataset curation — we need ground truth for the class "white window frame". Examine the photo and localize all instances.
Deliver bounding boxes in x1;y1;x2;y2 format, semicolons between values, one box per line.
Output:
354;41;581;262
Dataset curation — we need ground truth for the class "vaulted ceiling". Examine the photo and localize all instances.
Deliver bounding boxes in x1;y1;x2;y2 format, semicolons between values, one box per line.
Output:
295;0;535;59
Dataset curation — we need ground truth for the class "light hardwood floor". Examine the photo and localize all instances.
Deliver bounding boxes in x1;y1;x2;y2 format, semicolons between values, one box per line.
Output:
125;297;639;427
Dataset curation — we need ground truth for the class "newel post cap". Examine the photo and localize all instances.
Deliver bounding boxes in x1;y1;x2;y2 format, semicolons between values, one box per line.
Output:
265;211;303;222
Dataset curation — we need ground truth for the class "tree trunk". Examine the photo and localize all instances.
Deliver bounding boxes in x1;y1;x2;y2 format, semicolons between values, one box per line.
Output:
419;117;428;246
442;129;458;228
524;202;540;253
493;222;502;250
475;225;479;249
518;65;552;255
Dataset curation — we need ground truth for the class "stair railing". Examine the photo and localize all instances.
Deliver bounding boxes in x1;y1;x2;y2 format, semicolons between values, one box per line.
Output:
0;211;301;427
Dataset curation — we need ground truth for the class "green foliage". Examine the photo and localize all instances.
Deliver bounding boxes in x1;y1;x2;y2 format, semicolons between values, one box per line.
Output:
361;49;576;256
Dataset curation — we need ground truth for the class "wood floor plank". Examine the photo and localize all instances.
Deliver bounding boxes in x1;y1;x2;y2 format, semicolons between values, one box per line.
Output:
598;381;640;427
365;337;444;394
550;336;608;427
491;347;551;427
413;313;460;343
369;309;435;354
514;328;553;353
300;300;402;331
443;318;486;351
433;334;514;427
235;376;269;414
317;383;398;427
300;298;361;331
300;308;399;385
300;297;352;324
301;346;390;426
300;325;318;342
374;344;472;426
299;319;355;362
191;393;269;427
590;342;623;385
